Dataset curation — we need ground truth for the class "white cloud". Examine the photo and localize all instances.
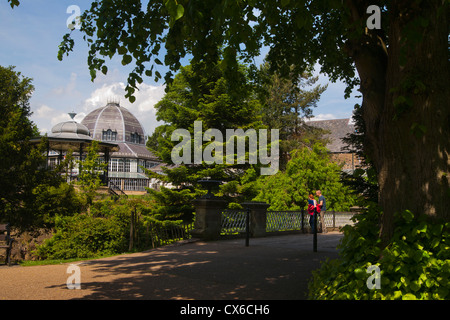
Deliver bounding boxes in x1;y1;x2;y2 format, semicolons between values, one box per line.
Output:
35;104;53;118
50;113;73;126
31;104;75;134
79;82;166;135
82;82;126;113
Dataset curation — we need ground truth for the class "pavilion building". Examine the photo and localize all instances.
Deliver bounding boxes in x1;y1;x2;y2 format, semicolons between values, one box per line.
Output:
34;102;161;194
80;102;160;193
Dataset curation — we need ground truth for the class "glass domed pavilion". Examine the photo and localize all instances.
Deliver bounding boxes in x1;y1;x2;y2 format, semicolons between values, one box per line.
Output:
80;102;160;192
33;102;160;193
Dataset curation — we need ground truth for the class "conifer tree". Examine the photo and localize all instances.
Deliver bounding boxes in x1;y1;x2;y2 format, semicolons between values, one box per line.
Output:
145;61;264;220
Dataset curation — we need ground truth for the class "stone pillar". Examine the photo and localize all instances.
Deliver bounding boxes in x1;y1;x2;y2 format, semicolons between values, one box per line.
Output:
191;198;227;241
242;201;270;238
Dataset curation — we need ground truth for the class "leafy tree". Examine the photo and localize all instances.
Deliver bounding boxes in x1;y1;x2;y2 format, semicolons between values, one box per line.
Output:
0;65;67;230
147;61;263;164
308;205;450;300
41;0;449;244
145;60;265;219
31;182;83;228
257;62;328;170
254;143;357;211
77;140;107;207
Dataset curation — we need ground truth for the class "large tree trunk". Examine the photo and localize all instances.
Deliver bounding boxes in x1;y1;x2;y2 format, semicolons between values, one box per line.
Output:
349;1;450;245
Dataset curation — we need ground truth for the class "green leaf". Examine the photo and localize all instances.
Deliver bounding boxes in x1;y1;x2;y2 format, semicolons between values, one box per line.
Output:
411;123;427;138
89;68;97;81
166;0;184;27
402;210;414;223
402;293;417;300
410;281;421;292
122;54;132;66
175;4;184;21
118;46;127;55
354;268;365;279
392;291;402;299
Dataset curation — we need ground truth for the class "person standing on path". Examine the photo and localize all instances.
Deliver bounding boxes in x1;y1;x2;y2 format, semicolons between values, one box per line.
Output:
316;190;327;233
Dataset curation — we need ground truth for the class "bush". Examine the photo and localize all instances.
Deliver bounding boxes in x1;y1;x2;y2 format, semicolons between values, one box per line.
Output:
35;212;129;260
308;205;450;300
33;198;190;260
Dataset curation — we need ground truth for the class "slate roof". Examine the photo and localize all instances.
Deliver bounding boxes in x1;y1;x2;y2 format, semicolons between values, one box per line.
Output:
113;142;159;161
306;118;355;153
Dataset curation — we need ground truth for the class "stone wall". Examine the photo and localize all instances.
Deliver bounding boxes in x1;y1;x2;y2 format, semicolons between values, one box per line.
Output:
0;229;52;263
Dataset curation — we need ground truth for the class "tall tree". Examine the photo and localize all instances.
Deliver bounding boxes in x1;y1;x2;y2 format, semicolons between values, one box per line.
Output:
145;60;264;219
0;65;69;230
14;0;446;244
77;140;107;208
257;62;328;169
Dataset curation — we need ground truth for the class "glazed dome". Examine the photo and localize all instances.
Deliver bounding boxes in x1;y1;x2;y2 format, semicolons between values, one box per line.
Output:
81;102;146;144
49;121;92;140
81;102;158;161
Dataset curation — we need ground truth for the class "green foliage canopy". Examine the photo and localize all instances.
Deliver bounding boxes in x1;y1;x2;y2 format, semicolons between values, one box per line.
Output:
0;65;78;230
254;143;357;211
309;206;450;300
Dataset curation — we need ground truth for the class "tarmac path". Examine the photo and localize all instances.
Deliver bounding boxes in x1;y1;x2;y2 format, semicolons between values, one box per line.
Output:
0;232;343;300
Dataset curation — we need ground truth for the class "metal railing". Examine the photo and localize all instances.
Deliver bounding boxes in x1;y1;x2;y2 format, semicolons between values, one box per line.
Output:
323;211;357;228
221;210;247;236
220;209;358;237
266;210;306;232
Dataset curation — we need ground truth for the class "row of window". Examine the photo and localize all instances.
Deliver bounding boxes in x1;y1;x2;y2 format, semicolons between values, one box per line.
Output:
109;158;159;173
109;178;149;191
48;157;158;173
102;129;143;144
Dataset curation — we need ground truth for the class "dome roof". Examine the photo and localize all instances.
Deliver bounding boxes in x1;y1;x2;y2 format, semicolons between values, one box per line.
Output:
49;121;92;140
81;102;158;161
81;102;146;144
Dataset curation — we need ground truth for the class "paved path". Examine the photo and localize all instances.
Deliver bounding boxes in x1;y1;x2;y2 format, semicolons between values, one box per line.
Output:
0;232;343;300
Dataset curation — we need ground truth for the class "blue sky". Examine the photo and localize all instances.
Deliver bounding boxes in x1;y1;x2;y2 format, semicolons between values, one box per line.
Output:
1;0;361;135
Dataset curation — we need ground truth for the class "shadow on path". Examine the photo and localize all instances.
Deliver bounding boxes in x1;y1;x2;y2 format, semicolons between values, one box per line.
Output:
68;233;343;300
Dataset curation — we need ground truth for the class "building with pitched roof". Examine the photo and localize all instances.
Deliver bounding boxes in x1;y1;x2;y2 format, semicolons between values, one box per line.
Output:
306;118;362;172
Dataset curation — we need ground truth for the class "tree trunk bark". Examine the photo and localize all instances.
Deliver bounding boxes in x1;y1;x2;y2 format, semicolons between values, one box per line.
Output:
349;1;450;245
378;1;450;244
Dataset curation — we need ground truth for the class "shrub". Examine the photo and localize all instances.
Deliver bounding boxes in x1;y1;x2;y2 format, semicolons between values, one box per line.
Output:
35;213;129;260
33;198;189;260
308;205;450;300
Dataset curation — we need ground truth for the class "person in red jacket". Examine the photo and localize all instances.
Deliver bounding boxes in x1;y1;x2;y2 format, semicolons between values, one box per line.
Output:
307;193;320;232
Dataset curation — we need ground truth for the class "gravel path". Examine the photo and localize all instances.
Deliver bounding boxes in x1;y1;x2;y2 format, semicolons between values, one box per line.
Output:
0;232;343;300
